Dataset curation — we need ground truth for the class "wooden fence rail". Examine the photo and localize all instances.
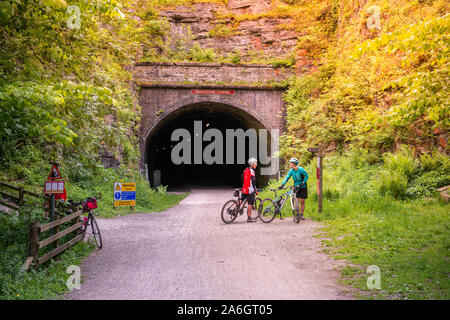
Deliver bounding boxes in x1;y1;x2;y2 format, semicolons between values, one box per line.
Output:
1;180;86;270
0;181;25;212
0;180;72;214
29;207;85;266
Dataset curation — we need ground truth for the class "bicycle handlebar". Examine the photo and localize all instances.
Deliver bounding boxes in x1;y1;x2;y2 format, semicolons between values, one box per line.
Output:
68;193;102;206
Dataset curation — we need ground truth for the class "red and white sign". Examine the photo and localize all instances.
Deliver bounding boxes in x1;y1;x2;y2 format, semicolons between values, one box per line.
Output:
47;165;62;180
191;89;235;95
45;180;65;194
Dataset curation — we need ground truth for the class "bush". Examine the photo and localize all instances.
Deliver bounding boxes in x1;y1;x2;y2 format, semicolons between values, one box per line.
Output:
377;169;409;199
406;168;450;198
188;45;216;62
382;146;419;179
420;151;450;172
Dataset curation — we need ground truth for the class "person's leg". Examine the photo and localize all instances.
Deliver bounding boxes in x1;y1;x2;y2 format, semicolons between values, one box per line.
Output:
295;197;300;216
300;199;305;215
247;193;256;222
247;204;252;217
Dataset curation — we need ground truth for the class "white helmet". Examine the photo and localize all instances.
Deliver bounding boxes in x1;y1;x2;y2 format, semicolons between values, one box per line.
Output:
248;157;258;165
289;157;299;164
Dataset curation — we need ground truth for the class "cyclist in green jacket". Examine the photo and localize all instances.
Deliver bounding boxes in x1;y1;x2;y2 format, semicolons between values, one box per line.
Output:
279;158;309;220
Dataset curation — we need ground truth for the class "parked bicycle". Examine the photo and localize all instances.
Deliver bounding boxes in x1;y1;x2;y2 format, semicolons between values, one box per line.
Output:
68;194;103;249
221;188;262;224
258;186;301;223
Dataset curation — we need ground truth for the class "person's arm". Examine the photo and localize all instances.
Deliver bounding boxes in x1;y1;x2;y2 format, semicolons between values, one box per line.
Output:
280;169;292;188
242;168;251;194
300;168;309;186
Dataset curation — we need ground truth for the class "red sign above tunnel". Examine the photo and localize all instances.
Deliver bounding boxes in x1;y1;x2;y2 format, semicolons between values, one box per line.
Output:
191;89;235;95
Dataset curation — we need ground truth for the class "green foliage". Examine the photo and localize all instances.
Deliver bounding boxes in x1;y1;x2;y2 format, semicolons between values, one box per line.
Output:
0;240;94;300
406;168;450;198
420;150;450;171
378;169;409;199
188;44;217;62
0;0;189;300
208;23;239;38
382;146;419;179
230;50;241;64
355;14;450;130
281;1;449;153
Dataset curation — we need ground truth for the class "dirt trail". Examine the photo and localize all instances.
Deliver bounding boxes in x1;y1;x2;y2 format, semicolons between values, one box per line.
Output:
65;187;353;300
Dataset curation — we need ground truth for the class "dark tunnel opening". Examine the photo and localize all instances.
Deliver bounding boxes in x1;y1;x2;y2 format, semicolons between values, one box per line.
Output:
145;102;273;190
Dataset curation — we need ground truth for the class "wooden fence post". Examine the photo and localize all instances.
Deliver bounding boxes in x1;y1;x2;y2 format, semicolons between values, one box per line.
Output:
18;187;24;220
318;154;323;213
29;222;40;263
18;187;24;207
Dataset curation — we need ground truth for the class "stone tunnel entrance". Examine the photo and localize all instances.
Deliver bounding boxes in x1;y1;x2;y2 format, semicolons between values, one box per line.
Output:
136;62;293;189
144;101;272;189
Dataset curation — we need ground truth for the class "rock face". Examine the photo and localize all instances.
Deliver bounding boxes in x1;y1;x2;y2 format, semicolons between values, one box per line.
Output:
160;1;298;61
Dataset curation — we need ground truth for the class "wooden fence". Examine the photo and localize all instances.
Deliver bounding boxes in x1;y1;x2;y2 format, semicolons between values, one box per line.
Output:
1;180;86;270
28;206;85;266
0;181;42;213
0;180;71;214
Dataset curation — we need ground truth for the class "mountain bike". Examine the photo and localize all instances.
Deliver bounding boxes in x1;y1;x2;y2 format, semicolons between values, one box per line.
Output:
69;194;103;249
258;186;301;224
221;189;262;224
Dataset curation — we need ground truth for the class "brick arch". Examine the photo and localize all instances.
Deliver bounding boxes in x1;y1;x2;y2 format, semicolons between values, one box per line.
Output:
141;91;277;142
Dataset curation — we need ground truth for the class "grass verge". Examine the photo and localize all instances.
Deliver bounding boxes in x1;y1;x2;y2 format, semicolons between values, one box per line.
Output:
0;241;94;300
259;151;449;299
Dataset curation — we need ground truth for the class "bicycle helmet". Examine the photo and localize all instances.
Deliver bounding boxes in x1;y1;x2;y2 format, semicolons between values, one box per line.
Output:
248;157;258;165
289;157;299;164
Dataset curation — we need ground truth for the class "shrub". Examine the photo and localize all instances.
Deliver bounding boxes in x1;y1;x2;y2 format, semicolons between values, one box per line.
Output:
188;45;217;62
382;146;419;179
378;169;409;199
406;168;450;198
230;51;241;64
420;151;450;172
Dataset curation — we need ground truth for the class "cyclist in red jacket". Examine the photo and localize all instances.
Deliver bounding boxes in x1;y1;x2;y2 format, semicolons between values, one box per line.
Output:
241;157;258;223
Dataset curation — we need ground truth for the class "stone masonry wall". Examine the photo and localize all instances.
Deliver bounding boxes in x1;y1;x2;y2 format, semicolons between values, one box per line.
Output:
134;61;293;85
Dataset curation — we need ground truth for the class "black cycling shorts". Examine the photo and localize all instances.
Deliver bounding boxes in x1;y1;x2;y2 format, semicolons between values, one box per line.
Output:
294;186;308;199
241;192;255;205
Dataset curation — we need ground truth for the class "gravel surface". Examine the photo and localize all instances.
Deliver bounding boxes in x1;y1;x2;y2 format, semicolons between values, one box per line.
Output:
65;187;353;300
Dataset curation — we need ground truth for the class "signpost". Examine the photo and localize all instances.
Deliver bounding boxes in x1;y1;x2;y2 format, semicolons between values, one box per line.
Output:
113;182;136;211
307;148;323;213
44;164;65;235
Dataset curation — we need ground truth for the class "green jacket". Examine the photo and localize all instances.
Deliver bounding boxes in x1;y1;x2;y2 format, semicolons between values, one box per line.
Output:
282;167;309;188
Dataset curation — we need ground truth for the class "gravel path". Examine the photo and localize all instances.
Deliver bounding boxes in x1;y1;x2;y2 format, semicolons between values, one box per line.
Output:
64;187;353;300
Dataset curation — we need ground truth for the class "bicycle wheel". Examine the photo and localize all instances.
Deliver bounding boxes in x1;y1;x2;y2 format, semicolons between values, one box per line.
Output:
89;215;103;249
259;198;277;223
251;197;262;221
291;195;300;224
221;199;239;224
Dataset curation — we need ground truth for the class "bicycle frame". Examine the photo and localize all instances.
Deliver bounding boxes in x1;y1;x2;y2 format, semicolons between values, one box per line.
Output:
268;186;298;215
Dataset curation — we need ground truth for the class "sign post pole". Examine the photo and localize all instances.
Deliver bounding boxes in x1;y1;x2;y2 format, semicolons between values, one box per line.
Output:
308;147;323;213
318;154;323;213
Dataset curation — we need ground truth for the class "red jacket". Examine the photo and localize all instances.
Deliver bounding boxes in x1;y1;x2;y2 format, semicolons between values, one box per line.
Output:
241;167;256;194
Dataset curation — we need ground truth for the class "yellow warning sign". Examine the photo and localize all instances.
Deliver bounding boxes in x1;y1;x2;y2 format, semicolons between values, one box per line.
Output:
122;183;136;192
113;182;136;207
114;200;136;207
